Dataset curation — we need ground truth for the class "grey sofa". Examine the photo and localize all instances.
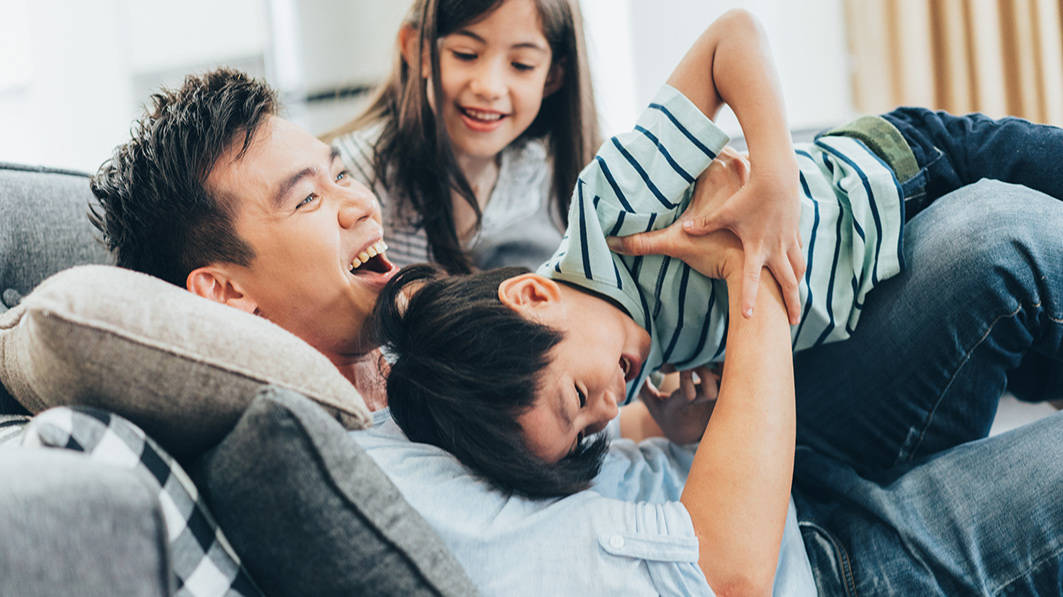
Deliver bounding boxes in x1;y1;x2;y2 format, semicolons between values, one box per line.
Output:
0;162;477;596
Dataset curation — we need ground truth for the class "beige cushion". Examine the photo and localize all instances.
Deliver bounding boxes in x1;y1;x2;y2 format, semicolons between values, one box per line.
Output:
0;265;371;456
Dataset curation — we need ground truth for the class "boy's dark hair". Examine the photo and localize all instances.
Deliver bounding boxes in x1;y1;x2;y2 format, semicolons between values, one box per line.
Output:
89;68;278;286
372;264;608;498
325;0;600;274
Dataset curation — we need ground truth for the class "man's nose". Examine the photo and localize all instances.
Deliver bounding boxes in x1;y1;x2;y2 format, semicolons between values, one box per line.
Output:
337;186;377;228
596;390;620;422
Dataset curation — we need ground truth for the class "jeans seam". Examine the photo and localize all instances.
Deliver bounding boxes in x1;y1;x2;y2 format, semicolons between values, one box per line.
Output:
799;521;860;596
901;301;1032;465
992;541;1063;595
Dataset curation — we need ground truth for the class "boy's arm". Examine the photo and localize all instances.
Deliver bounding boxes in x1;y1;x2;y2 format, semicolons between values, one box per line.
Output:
666;9;805;324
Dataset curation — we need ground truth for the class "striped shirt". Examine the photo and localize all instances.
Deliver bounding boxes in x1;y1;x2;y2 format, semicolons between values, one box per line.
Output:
332;124;563;271
538;85;905;403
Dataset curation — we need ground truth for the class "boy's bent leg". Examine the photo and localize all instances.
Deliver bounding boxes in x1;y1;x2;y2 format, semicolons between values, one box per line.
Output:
793;180;1063;475
794;411;1063;596
882;106;1063;215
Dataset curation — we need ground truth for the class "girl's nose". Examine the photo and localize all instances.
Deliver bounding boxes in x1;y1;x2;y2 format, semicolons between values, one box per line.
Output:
470;64;505;100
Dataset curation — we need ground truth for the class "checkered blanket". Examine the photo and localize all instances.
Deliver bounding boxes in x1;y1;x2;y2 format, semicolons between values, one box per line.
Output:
20;407;262;597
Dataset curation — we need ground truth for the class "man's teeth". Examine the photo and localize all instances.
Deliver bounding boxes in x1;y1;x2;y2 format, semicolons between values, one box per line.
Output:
463;108;503;121
349;240;388;271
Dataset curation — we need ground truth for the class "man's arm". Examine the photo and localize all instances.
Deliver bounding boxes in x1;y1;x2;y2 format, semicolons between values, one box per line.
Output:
681;268;794;595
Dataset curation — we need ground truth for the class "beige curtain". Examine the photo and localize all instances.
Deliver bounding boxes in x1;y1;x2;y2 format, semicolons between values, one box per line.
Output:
844;0;1063;125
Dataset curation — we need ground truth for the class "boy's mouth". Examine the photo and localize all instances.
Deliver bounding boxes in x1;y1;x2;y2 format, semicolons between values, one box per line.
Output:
620;354;640;382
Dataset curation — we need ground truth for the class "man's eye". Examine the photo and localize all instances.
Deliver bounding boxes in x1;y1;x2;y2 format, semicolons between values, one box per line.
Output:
576;386;586;408
452;50;477;61
512;62;534;72
296;194;316;209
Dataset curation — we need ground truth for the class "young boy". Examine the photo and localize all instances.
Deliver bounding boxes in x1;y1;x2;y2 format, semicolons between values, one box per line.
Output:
373;13;1063;498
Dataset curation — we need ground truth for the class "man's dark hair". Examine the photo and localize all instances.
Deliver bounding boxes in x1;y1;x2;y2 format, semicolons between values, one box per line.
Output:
89;68;278;286
372;264;608;498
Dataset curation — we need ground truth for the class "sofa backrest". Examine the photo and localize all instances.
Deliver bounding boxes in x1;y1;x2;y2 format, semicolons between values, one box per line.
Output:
0;162;112;412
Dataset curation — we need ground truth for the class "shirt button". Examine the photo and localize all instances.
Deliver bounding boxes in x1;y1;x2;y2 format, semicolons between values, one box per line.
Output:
609;535;625;549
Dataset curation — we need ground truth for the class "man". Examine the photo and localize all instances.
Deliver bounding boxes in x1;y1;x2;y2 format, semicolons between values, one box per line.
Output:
92;68;1063;596
90;68;394;407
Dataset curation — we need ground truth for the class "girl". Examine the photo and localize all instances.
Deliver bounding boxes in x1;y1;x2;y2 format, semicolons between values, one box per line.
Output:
327;0;600;274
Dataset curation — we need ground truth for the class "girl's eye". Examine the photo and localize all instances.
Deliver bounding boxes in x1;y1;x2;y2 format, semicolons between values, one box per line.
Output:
296;194;316;210
452;50;477;61
575;386;586;408
336;169;349;182
512;62;534;72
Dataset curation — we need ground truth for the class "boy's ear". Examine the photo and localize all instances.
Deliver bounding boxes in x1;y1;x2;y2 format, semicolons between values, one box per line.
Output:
398;24;430;79
544;60;565;98
497;273;562;316
186;265;259;315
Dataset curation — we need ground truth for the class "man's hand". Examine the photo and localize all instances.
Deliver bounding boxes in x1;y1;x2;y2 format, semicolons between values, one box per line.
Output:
640;366;720;445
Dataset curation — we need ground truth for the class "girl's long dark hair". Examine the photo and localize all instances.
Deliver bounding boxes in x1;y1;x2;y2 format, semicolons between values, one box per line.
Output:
326;0;600;274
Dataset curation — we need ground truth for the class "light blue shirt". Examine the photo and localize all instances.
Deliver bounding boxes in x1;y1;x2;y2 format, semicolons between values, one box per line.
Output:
540;85;905;403
352;410;816;596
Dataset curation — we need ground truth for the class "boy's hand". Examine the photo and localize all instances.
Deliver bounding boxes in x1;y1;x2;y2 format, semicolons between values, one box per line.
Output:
682;151;805;323
640;366;720;445
607;149;747;282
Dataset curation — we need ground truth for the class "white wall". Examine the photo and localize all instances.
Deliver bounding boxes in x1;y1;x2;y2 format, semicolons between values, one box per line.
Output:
581;0;854;139
0;0;853;172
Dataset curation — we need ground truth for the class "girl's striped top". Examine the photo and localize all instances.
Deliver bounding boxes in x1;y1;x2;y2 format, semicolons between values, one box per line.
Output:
538;84;906;403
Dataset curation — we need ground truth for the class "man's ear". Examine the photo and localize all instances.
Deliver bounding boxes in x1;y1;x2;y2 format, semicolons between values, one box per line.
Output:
497;273;562;318
543;60;565;98
186;266;259;315
398;24;430;79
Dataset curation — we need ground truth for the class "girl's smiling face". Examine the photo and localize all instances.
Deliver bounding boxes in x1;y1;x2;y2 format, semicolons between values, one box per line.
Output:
433;0;560;161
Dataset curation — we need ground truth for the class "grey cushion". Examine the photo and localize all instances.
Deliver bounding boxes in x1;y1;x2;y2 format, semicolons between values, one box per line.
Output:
0;162;112;414
193;386;478;597
0;449;171;596
0;265;371;457
0;162;111;311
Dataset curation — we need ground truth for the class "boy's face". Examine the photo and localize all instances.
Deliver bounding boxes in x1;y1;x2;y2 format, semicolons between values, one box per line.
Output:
504;276;651;464
203;116;397;360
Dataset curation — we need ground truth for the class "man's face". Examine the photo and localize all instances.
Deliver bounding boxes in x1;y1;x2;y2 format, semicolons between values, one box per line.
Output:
205;116;397;360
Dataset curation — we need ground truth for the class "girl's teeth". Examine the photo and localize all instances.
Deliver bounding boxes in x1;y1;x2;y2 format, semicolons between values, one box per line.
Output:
358;251;370;262
366;245;378;258
350;258;361;270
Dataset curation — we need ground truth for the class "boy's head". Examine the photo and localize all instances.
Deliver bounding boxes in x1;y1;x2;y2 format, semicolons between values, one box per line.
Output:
90;68;396;359
372;264;649;497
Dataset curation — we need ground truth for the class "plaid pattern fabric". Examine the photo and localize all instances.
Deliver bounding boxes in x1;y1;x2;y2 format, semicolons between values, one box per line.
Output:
21;407;262;597
0;414;29;448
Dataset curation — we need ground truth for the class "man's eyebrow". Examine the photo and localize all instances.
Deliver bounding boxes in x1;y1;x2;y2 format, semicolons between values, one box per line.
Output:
271;148;342;209
451;30;548;53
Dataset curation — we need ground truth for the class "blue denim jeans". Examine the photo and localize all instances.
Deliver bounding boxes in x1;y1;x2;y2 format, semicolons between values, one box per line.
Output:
793;111;1063;595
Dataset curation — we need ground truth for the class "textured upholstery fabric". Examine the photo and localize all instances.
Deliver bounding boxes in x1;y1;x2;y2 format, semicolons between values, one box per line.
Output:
23;407;261;597
193;386;478;597
0;449;172;597
0;265;371;457
0;163;111;311
0;162;111;414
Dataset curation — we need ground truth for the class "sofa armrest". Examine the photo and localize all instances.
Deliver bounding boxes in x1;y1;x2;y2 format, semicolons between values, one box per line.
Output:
0;449;172;596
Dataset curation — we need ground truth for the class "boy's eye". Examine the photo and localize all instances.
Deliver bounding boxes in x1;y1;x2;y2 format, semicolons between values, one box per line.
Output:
575;385;586;408
452;50;477;61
